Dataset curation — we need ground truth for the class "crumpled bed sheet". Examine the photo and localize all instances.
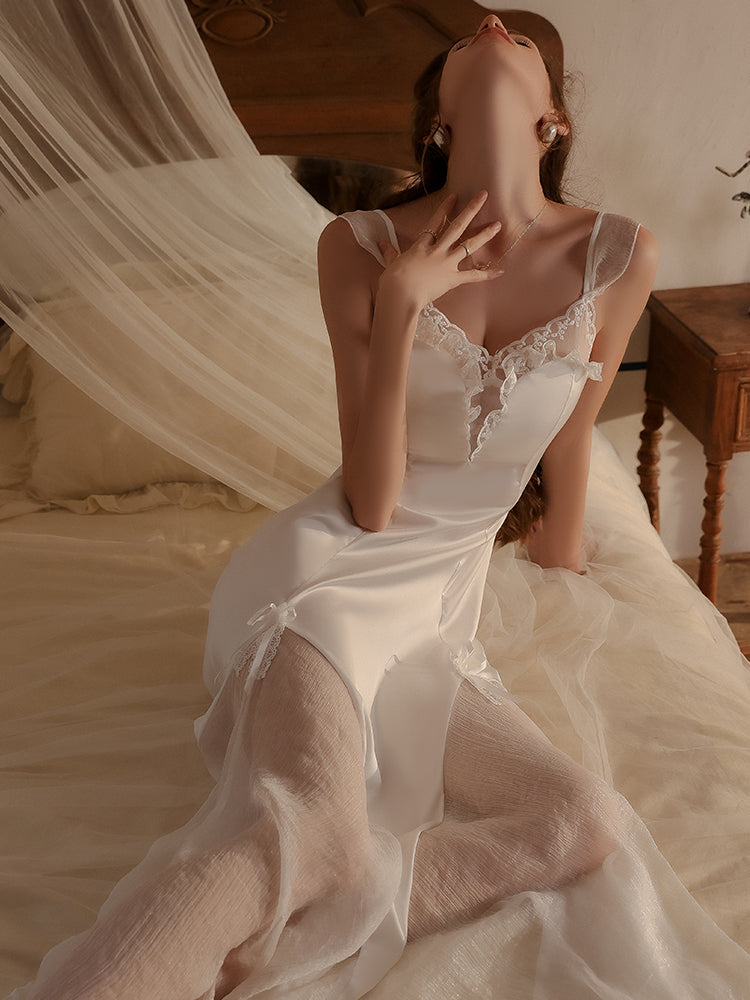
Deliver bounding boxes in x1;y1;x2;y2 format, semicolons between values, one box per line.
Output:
0;430;747;996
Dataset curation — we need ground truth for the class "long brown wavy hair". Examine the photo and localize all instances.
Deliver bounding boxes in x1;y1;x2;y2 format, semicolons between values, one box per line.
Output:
381;42;575;547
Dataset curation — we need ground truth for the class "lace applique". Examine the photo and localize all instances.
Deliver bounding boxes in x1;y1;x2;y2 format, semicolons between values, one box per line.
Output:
416;295;601;459
231;601;298;692
416;305;487;455
417;304;488;416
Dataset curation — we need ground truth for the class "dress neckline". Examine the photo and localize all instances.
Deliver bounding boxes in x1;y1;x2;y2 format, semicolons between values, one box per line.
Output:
374;208;605;366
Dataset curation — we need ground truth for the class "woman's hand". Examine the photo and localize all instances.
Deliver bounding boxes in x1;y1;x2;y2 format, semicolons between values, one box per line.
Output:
377;191;505;310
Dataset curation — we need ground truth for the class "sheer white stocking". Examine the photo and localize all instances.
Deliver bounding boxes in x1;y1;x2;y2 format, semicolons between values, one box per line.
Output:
213;631;376;997
29;632;372;1000
27;642;623;1000
408;680;622;939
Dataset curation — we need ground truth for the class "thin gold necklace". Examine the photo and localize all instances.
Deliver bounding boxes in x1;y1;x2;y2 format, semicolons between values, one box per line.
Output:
472;202;547;271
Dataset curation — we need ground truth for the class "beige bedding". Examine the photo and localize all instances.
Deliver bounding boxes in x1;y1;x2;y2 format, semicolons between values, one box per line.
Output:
0;491;271;992
1;404;748;995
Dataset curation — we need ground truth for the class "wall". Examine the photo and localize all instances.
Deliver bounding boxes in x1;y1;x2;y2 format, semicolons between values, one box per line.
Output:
480;0;750;558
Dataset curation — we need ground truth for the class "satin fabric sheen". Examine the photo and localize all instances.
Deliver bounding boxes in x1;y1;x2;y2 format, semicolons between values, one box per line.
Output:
197;209;636;992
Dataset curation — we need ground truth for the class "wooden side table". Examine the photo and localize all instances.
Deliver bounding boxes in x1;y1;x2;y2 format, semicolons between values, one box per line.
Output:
638;283;750;604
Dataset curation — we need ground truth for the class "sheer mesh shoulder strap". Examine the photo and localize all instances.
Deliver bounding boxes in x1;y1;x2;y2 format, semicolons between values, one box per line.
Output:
340;210;400;267
584;213;641;296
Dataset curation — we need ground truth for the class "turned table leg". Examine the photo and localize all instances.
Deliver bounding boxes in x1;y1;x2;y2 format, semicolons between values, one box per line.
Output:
698;460;728;605
637;395;665;531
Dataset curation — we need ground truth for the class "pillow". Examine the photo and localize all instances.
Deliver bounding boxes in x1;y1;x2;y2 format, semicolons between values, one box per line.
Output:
0;410;27;489
0;334;256;513
0;329;32;405
22;350;213;499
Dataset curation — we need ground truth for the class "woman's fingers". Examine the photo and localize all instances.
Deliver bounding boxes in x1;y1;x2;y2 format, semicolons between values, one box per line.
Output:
422;193;456;239
377;192;506;303
458;220;503;257
439;190;490;245
378;241;400;265
416;191;504;256
458;262;505;283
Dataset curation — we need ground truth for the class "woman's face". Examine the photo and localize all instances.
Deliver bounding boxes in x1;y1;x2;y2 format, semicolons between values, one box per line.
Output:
438;14;553;127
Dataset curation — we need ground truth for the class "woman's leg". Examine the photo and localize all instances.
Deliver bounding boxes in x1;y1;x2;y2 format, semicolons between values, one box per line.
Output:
30;632;373;1000
408;680;623;939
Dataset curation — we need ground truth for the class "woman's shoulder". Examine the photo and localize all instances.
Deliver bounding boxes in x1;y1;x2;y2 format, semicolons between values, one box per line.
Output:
553;203;656;294
523;203;655;303
589;208;658;281
374;195;438;248
320;207;396;261
317;211;390;306
549;203;645;250
326;196;437;260
587;205;656;258
587;209;658;315
319;209;383;261
552;202;646;232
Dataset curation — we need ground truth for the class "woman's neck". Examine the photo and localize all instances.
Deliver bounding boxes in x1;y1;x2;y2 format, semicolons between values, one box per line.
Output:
440;94;547;236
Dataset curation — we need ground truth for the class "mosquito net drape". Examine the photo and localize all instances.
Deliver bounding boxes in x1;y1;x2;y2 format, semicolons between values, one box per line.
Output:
0;0;338;512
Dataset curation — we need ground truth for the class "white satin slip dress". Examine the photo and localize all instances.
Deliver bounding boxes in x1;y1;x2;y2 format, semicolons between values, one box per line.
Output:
197;208;639;995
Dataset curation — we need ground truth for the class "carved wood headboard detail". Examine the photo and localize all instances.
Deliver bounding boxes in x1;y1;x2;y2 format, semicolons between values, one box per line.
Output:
187;1;563;171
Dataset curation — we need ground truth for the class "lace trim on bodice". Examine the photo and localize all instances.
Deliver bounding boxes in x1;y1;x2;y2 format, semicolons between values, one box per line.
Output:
417;296;602;459
343;208;639;461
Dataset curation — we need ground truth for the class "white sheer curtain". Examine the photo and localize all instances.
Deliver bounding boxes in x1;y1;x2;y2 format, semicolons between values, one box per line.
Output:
0;0;338;512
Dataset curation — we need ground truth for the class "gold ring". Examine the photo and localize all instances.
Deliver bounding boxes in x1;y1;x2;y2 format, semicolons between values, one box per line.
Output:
420;228;439;242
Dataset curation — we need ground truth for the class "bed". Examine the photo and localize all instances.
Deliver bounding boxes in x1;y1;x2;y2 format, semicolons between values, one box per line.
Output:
1;1;749;996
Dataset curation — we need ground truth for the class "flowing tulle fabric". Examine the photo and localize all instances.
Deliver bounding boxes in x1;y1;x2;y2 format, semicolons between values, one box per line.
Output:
0;0;337;512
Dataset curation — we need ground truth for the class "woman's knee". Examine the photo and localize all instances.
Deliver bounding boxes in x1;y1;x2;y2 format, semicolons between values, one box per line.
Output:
291;813;375;908
547;771;624;880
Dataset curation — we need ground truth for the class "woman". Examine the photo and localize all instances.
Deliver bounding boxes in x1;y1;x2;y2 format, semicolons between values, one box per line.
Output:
18;13;747;1000
310;2;655;961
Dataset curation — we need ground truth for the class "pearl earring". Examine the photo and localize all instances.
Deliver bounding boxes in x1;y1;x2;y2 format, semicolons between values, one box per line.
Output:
538;120;558;146
426;121;449;151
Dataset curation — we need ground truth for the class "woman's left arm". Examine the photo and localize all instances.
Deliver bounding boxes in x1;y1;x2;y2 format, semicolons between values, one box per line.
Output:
526;226;659;571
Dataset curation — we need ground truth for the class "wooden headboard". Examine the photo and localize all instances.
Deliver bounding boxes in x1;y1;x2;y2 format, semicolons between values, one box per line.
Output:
186;1;563;172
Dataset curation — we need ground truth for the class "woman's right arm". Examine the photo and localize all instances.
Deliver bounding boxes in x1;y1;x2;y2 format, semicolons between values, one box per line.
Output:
317;217;419;530
317;193;502;531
